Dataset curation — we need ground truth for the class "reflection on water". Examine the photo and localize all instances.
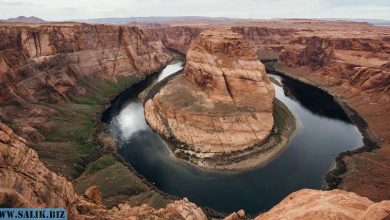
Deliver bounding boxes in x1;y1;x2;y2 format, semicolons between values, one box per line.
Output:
110;102;148;140
107;60;184;141
156;60;184;82
105;61;364;215
280;74;350;122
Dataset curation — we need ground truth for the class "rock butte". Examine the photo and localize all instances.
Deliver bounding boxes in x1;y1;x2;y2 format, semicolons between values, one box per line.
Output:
145;29;275;153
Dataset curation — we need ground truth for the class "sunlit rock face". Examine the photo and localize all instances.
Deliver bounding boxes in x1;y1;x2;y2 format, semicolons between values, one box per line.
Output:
145;29;274;153
0;121;208;219
255;189;390;220
0;23;172;143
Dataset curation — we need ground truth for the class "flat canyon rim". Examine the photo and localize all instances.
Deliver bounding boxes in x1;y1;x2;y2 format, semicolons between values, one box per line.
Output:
104;60;364;214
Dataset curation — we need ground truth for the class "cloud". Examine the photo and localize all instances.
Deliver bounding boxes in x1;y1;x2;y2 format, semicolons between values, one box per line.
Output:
0;0;39;6
0;0;389;21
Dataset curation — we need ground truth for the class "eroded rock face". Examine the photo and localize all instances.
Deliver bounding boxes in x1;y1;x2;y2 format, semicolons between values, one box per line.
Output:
0;24;172;103
0;122;78;218
0;121;207;219
145;29;274;153
255;189;390;220
278;33;390;201
0;23;172;142
155;26;203;54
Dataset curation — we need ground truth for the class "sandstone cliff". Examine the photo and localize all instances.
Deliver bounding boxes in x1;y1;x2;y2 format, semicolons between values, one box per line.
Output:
277;33;390;201
145;29;274;155
153;25;296;59
0;23;172;142
255;189;390;220
155;26;203;54
0;121;208;219
0;122;78;218
0;23;175;207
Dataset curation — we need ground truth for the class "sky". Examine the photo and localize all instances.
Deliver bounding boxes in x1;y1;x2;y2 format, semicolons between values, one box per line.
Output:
0;0;389;21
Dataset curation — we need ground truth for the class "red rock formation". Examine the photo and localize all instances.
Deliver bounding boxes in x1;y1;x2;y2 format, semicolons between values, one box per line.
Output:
231;26;295;59
277;33;390;201
0;23;172;142
0;122;78;218
255;189;390;220
152;25;295;59
154;26;203;54
145;29;274;155
0;121;207;219
1;16;46;23
0;23;172;103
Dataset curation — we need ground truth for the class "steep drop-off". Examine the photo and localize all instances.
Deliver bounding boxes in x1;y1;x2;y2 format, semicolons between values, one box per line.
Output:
0;23;175;209
0;23;172;142
0;121;208;219
276;33;390;201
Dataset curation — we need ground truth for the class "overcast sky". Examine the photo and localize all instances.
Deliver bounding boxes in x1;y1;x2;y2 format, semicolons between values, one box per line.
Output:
1;0;389;21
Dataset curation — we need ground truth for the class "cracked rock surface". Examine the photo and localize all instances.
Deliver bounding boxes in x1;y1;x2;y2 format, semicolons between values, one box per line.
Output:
145;29;274;153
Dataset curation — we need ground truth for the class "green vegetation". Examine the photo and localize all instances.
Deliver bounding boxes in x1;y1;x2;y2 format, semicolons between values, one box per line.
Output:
273;99;293;131
73;161;170;208
35;75;142;179
84;155;116;175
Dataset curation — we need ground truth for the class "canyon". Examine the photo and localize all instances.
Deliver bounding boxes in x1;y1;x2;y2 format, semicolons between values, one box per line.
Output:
0;19;389;219
154;20;390;202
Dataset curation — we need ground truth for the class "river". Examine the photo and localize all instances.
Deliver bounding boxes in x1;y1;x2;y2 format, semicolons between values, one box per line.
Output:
103;60;363;215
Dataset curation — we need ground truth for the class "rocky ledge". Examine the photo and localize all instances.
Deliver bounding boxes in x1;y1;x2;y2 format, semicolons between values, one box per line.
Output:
254;189;390;220
145;29;279;168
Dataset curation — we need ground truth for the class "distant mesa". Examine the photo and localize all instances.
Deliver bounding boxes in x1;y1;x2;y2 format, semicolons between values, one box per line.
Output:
1;16;46;23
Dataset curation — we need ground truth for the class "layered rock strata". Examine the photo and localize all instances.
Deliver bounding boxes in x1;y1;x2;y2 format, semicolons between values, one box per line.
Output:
0;23;172;142
145;29;274;154
277;34;390;201
0;121;208;219
0;23;174;207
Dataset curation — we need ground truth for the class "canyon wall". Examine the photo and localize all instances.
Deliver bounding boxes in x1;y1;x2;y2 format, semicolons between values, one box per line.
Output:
277;32;390;202
0;23;172;103
153;25;295;59
0;23;172;143
0;122;208;219
0;23;178;213
154;26;203;54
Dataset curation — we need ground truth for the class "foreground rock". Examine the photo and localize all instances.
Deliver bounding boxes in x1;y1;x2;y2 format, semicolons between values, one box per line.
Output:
145;29;274;155
0;122;78;218
255;189;390;220
0;121;207;219
2;120;389;219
